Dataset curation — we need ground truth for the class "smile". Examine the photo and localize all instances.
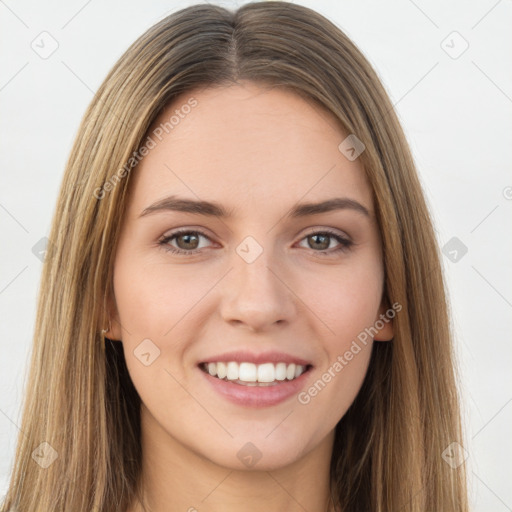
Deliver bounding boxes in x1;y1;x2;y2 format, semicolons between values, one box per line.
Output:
200;361;310;386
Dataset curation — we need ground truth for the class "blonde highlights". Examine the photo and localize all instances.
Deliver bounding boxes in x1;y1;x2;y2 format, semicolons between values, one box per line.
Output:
1;2;468;511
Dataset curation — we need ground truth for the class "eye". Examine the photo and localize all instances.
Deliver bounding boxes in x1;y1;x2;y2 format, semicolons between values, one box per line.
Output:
158;228;353;257
158;229;211;256
296;228;353;256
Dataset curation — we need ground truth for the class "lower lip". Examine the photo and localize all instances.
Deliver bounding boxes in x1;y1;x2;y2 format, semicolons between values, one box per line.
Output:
198;366;312;408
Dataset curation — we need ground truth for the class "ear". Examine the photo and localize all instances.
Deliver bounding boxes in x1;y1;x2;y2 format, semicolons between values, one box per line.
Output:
101;283;123;341
373;300;394;342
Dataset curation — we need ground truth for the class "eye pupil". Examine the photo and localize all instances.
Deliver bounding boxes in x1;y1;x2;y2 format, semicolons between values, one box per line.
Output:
309;233;329;250
177;233;199;250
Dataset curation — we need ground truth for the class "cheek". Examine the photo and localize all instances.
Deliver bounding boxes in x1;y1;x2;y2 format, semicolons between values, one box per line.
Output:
113;255;210;337
299;260;381;410
306;258;383;341
112;255;218;394
112;262;197;418
300;342;372;437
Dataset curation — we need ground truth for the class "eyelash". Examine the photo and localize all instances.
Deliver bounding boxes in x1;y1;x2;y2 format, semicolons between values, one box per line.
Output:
158;228;353;257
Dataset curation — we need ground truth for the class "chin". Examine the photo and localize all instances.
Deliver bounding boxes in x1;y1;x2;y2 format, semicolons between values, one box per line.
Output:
193;434;313;472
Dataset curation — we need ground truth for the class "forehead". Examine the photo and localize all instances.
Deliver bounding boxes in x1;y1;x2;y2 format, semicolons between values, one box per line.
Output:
125;82;373;220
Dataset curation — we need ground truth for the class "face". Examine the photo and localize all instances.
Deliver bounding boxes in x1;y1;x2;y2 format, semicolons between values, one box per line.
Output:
107;82;393;472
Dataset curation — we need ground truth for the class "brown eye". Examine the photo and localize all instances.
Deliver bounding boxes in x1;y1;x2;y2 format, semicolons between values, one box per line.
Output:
298;229;353;256
307;233;330;250
159;230;211;256
175;232;200;250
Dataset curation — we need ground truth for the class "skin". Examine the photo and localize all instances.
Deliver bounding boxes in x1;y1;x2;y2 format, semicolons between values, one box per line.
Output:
107;81;393;512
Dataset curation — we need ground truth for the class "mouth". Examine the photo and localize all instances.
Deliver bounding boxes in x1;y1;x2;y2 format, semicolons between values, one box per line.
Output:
199;361;313;386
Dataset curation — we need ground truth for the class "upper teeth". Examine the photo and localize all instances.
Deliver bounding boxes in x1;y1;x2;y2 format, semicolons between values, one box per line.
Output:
204;362;306;383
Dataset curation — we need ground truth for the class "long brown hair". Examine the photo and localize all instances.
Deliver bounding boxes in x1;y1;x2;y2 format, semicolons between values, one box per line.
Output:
1;2;468;510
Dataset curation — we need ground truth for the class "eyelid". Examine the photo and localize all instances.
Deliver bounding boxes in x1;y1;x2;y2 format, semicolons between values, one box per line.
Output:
160;225;216;242
301;225;351;241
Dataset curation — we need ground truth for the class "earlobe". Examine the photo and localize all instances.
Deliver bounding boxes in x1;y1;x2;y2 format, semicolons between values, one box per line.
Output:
101;289;123;341
373;302;394;342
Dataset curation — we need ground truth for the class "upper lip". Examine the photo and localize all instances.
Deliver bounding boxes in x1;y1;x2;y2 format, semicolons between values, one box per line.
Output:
198;350;313;367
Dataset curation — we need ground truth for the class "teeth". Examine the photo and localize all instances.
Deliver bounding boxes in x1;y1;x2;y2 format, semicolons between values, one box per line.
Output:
202;361;307;383
239;362;257;382
226;361;238;380
216;362;227;379
258;363;275;383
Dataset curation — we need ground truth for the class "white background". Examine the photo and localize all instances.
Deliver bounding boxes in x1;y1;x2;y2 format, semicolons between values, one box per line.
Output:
1;1;511;510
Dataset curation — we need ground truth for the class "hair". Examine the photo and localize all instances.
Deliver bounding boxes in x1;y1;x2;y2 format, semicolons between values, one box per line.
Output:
1;2;468;511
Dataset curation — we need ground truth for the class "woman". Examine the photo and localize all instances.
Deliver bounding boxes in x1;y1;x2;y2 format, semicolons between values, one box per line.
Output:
1;2;469;511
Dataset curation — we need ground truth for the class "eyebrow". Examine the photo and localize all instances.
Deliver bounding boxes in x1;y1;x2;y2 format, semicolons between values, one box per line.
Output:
138;195;371;219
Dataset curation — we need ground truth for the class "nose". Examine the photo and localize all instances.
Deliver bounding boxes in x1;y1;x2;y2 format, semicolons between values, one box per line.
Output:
219;243;297;332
